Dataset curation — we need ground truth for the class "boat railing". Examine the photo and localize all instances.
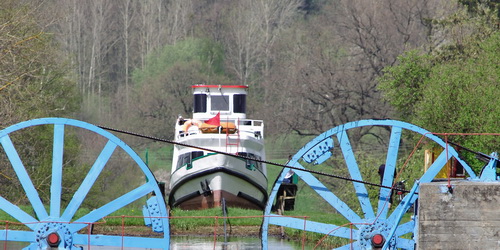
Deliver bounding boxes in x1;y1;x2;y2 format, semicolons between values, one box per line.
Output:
176;118;264;139
237;119;264;139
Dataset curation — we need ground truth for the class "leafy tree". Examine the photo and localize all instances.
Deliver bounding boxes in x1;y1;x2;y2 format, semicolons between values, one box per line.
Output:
378;51;432;119
380;2;499;172
379;30;500;171
261;0;438;141
0;1;80;203
122;38;229;140
459;0;500;17
0;1;80;126
132;38;225;85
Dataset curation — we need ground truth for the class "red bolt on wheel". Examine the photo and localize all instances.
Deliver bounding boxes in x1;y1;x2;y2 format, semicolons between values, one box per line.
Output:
47;232;60;247
371;234;385;247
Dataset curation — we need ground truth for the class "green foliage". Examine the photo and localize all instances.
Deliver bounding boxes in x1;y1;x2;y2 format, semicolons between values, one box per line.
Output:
0;1;81;204
132;38;226;85
378;51;432;118
415;34;499;131
379;27;500;170
0;2;80;123
123;38;231;139
459;0;500;17
416;32;499;168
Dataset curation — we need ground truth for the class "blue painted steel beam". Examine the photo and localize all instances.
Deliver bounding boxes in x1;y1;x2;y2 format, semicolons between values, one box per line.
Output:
0;196;38;230
479;152;498;181
71;234;169;248
0;135;48;220
294;164;363;224
0;230;35;241
0;231;170;249
71;183;155;232
262;119;479;250
269;215;357;238
334;242;361;249
395;220;416;237
383;181;419;249
61;140;117;221
337;130;375;218
50;124;64;218
377;126;401;219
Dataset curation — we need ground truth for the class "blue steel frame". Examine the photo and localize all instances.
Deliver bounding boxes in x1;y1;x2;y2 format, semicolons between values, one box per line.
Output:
0;118;169;249
479;152;499;181
262;120;477;250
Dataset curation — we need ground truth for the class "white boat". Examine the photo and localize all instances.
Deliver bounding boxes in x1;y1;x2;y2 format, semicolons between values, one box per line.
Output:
168;85;267;210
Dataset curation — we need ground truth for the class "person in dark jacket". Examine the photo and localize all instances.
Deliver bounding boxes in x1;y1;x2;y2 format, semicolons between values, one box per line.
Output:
378;164;395;208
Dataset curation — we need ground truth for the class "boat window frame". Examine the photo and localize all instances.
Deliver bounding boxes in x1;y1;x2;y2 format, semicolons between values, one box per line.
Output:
210;95;230;111
176;151;205;170
193;94;207;113
233;94;246;114
237;152;262;172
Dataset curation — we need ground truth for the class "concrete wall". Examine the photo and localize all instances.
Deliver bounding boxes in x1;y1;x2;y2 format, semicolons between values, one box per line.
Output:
418;181;500;249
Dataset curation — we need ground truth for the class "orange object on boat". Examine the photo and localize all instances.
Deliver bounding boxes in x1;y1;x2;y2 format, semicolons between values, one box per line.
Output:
182;119;202;132
200;122;237;134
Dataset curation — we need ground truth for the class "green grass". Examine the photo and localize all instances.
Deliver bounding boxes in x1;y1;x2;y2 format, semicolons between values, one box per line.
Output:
170;207;264;231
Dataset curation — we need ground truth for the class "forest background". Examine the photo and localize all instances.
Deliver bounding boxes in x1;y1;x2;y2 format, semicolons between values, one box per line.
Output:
0;0;499;204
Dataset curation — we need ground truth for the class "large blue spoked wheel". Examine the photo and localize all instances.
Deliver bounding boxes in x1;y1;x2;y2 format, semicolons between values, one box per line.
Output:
262;120;477;249
0;118;169;249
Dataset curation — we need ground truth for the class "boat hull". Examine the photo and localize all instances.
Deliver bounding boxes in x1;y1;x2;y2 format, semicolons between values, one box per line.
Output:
169;154;267;210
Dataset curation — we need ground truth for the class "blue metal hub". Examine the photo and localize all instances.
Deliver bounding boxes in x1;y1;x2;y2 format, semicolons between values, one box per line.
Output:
35;222;72;249
357;219;396;249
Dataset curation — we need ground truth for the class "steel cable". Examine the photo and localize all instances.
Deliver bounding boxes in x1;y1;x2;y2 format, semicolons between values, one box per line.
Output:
98;125;414;194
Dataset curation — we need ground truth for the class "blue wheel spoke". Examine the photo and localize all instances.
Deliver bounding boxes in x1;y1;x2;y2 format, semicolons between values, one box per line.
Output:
388;190;412;223
388;195;418;224
396;220;415;236
395;238;415;249
71;183;154;232
337;130;374;218
0;231;36;242
0;135;48;220
0;196;38;230
268;215;357;239
294;163;363;224
377;126;401;219
61;140;117;221
50;124;64;218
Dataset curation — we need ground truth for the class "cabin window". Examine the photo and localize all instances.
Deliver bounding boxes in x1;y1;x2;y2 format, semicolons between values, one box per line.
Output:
211;95;230;111
177;151;204;170
233;94;246;113
191;151;204;160
238;152;261;171
176;153;189;170
194;94;207;113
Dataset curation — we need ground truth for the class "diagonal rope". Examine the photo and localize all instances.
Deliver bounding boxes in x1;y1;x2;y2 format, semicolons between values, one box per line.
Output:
98;125;414;194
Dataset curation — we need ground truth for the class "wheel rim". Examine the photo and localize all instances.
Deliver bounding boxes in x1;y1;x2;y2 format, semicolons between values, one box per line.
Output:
262;119;476;249
0;118;169;249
